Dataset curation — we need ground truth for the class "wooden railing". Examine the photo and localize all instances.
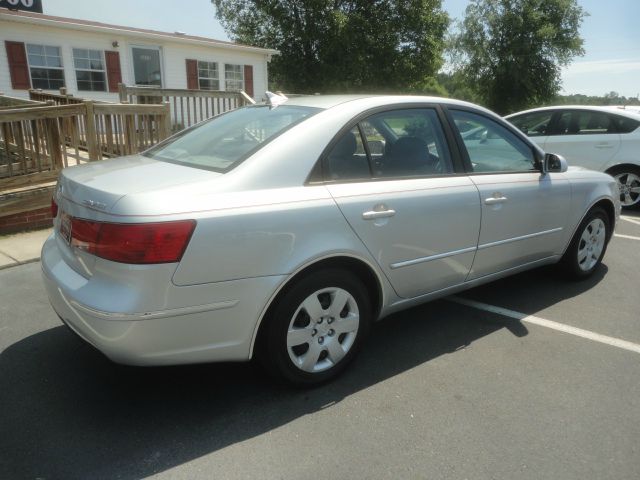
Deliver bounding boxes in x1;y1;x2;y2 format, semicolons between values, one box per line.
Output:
0;101;170;190
29;88;86;105
89;102;171;160
118;84;251;131
0;93;43;110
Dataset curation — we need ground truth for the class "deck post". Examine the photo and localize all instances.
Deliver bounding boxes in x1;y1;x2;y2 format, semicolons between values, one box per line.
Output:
118;83;128;103
83;101;100;161
160;102;171;140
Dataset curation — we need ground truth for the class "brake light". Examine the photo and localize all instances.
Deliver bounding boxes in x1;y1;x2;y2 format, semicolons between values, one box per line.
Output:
70;219;196;264
51;197;58;218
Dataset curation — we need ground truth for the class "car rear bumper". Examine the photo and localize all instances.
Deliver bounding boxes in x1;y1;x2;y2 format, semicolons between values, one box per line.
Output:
41;233;284;366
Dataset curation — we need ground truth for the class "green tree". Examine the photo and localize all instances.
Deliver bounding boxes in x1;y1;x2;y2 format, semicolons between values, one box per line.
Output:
451;0;586;114
212;1;449;93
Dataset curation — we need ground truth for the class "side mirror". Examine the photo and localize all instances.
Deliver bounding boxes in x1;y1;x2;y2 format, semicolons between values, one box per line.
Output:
543;153;568;173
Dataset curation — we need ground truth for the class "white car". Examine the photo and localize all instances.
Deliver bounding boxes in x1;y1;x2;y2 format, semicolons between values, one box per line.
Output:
506;106;640;208
42;95;620;386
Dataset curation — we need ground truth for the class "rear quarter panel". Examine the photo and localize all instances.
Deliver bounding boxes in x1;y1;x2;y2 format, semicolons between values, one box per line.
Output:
171;185;380;286
608;128;640;171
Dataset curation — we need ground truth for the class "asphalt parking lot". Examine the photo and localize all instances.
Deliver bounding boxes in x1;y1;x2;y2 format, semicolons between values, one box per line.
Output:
1;212;639;480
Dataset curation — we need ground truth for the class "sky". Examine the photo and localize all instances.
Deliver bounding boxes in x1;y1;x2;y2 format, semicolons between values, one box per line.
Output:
42;0;640;98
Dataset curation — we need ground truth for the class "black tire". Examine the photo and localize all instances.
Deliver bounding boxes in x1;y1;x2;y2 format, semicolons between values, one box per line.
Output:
608;165;640;210
259;268;371;387
560;206;610;279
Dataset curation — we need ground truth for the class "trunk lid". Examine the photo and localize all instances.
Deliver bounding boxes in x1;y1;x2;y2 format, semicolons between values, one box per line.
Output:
54;155;222;277
58;154;222;213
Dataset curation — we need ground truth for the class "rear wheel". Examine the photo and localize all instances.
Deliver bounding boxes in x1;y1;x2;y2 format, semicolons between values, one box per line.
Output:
259;269;371;386
560;207;610;279
609;166;640;209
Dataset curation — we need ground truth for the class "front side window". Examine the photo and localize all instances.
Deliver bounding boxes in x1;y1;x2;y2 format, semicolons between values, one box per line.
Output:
452;110;536;173
26;44;65;90
508;111;554;137
225;64;243;91
73;48;106;91
325;108;453;181
198;61;219;90
145;105;319;172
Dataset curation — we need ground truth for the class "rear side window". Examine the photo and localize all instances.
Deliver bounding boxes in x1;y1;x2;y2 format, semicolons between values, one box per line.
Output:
553;110;619;135
145;105;319;172
612;114;640;134
324;108;453;181
508;111;554;136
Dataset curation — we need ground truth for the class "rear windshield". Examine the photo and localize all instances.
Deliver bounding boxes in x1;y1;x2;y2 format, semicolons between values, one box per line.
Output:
144;105;320;172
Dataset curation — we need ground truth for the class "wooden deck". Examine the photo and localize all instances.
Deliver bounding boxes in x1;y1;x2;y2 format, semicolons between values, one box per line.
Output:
1;86;250;232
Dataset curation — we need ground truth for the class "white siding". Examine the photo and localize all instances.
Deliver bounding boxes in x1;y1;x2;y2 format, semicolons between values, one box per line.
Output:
0;17;270;101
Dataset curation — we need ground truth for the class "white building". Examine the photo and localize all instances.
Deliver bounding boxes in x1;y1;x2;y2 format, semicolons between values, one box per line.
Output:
0;9;277;101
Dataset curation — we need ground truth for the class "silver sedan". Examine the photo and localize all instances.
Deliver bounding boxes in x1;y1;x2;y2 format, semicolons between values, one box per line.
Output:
42;95;621;385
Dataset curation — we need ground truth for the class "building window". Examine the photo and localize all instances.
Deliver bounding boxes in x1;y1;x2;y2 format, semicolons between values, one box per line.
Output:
225;64;244;91
132;46;162;86
198;61;219;90
73;48;106;91
26;44;65;90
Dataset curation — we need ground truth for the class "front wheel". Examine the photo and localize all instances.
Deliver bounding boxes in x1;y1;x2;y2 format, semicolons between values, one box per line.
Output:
259;269;371;386
560;207;610;279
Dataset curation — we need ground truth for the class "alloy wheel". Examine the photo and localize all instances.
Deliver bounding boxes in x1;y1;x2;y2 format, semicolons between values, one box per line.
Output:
577;218;606;272
614;172;640;207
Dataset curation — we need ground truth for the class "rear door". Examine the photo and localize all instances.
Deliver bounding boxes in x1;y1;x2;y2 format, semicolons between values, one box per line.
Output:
324;107;481;299
544;109;622;170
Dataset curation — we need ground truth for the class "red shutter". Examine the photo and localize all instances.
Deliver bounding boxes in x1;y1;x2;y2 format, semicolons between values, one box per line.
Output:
105;51;122;93
244;65;254;97
186;59;198;90
5;41;30;90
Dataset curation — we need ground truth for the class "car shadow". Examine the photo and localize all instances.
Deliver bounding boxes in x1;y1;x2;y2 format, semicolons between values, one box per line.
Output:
1;299;521;479
0;263;610;479
460;263;609;315
621;209;640;219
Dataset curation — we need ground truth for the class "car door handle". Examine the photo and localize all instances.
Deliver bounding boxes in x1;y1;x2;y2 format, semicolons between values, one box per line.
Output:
362;209;396;220
484;196;508;205
595;143;614;149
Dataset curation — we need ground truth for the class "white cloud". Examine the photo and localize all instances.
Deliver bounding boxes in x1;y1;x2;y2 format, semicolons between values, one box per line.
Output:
561;58;640;97
564;59;640;76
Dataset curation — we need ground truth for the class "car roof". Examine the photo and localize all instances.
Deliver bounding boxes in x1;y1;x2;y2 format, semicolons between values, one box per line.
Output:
506;105;640;120
281;94;488;112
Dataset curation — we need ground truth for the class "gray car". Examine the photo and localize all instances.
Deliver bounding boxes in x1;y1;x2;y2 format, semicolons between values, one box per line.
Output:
42;95;621;385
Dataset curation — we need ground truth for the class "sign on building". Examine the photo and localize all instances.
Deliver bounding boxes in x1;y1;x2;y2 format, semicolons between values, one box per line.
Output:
0;0;43;14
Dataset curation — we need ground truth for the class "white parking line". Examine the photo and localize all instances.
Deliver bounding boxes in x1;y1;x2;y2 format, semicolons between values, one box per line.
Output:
448;296;640;355
620;215;640;226
614;233;640;241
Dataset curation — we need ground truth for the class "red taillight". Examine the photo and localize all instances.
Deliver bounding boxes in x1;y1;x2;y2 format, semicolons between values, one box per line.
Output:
51;197;58;218
70;219;196;264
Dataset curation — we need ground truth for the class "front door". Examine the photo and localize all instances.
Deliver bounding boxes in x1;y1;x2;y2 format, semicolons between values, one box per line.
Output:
450;109;571;280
